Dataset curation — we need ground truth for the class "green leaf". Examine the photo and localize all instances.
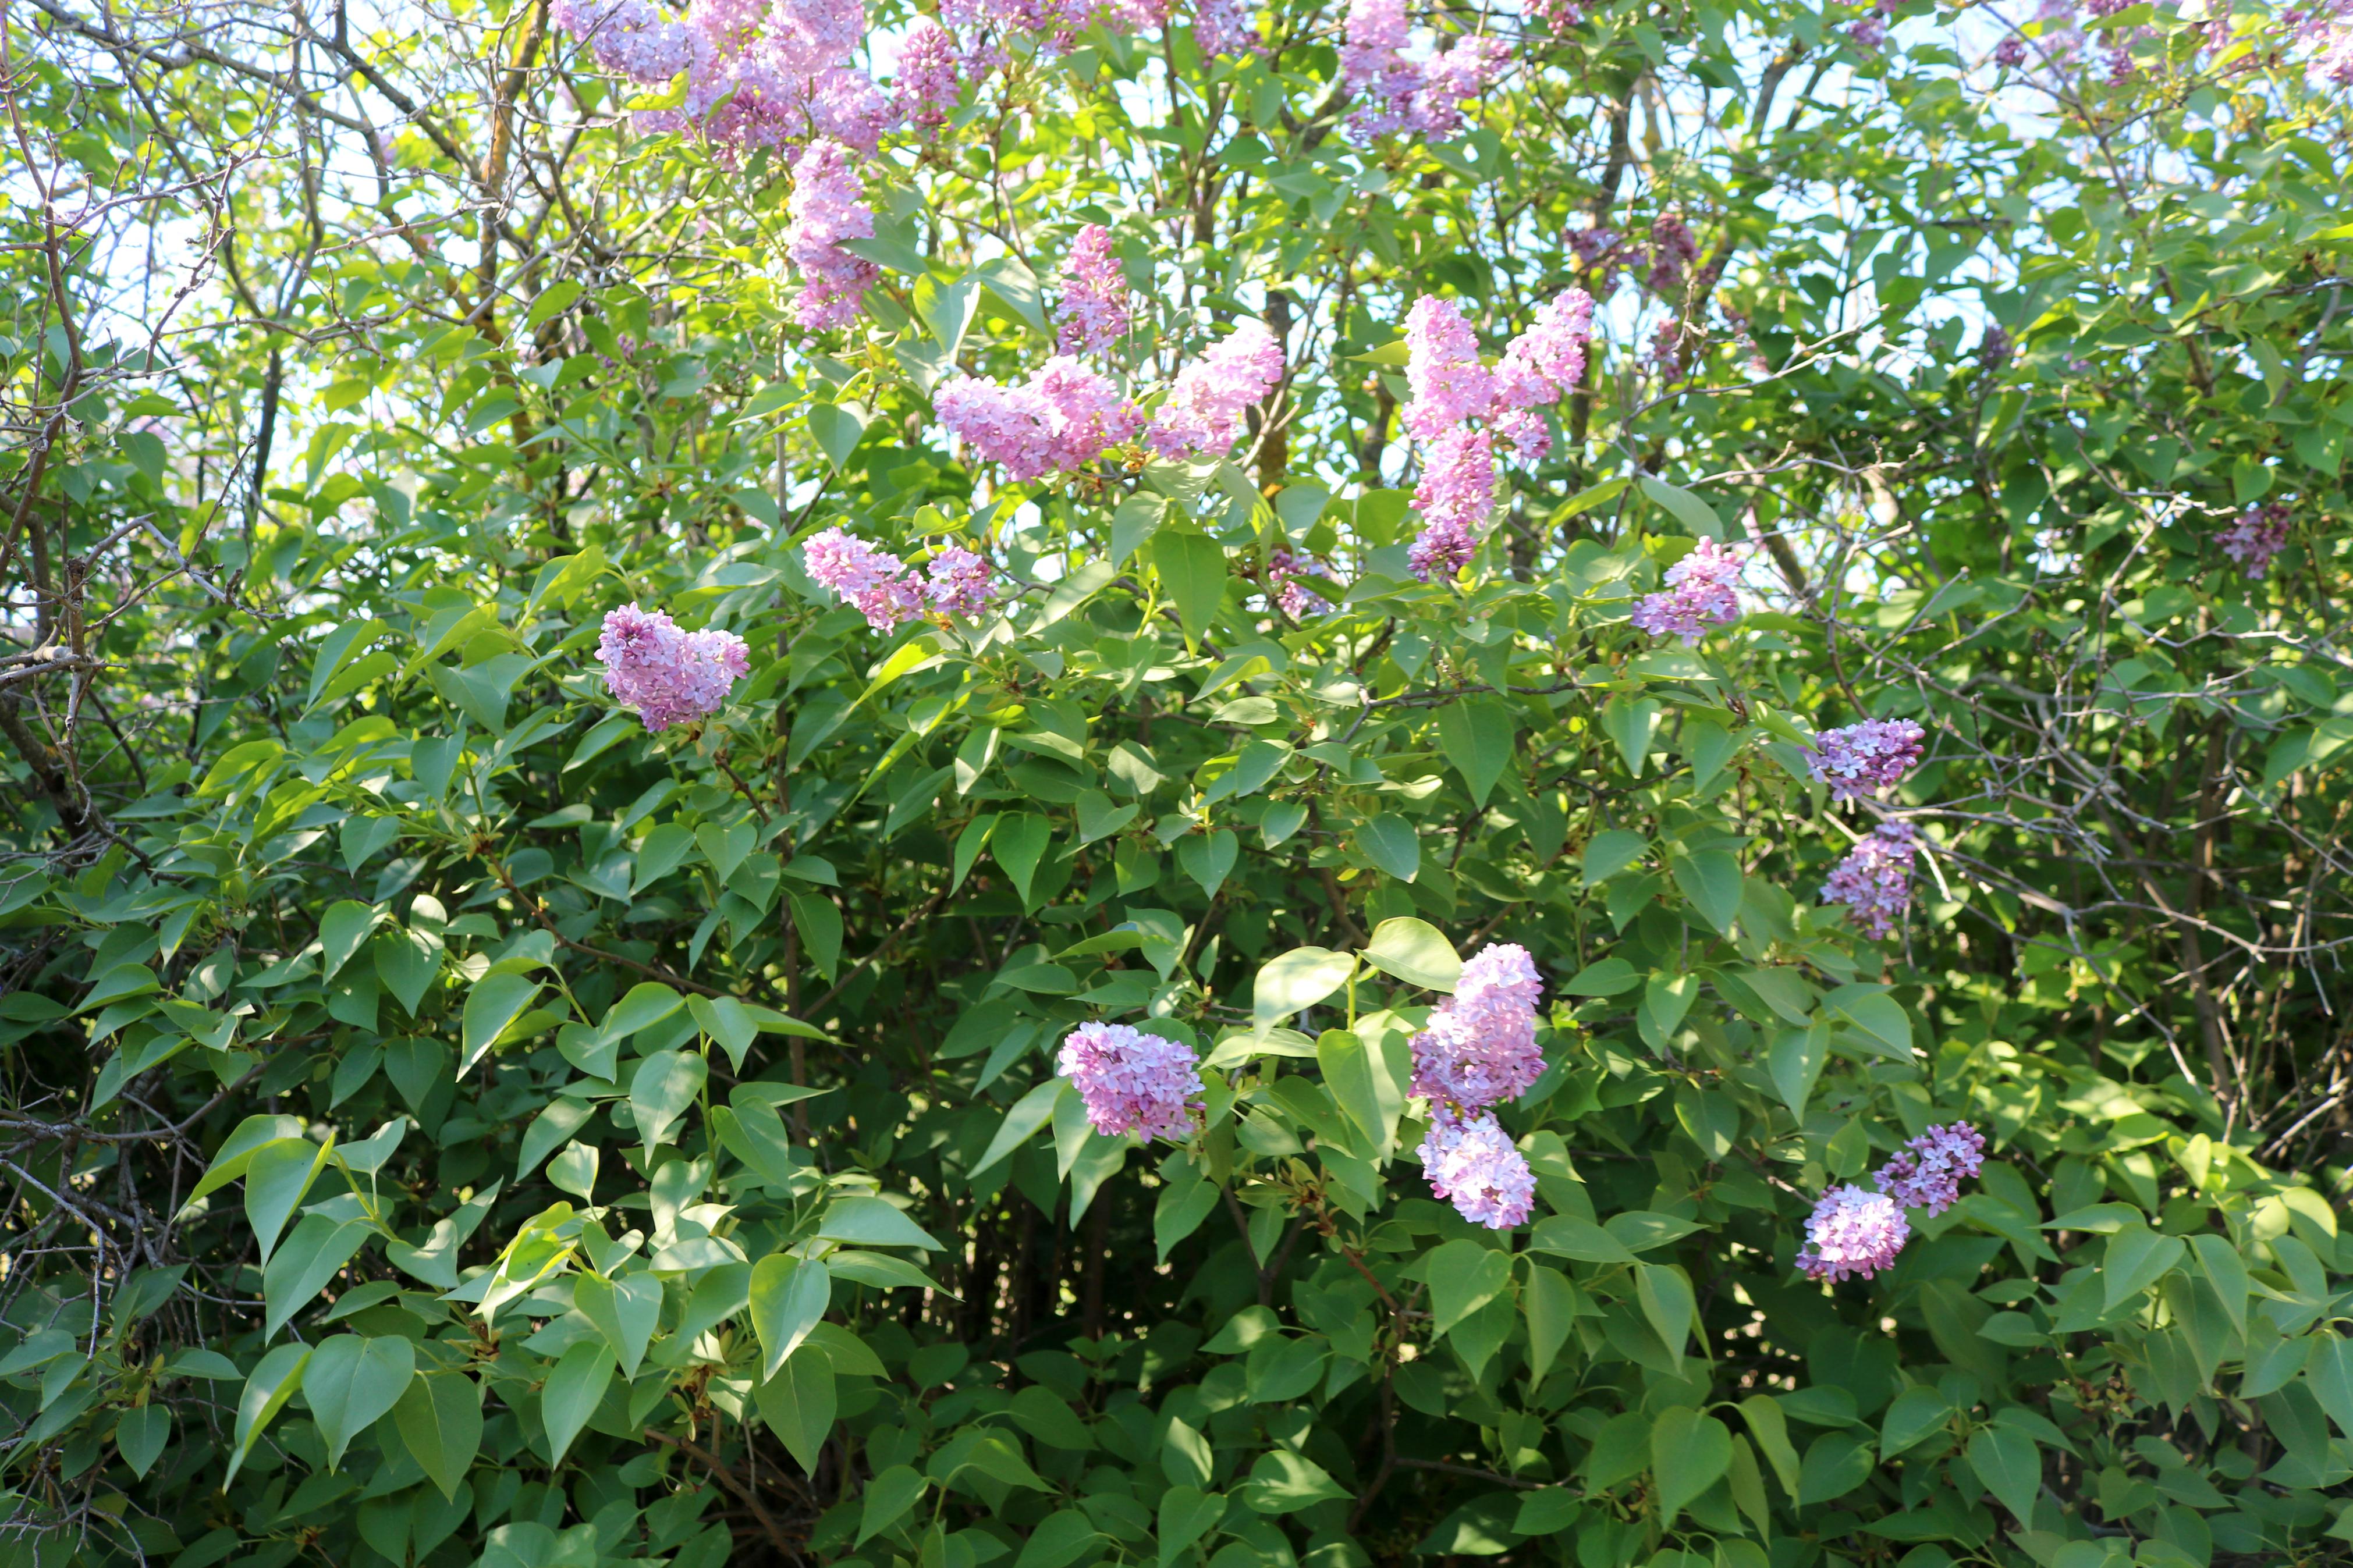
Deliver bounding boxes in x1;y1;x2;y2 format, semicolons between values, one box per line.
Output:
1524;1266;1577;1384
1635;1263;1695;1375
755;1343;836;1473
1741;1396;1801;1498
1436;698;1513;808
2102;1225;2187;1311
629;1050;707;1150
1150;528;1227;648
1427;1239;1513;1335
2187;1233;2248;1339
541;1338;615;1465
1252;946;1356;1029
1316;1029;1396;1158
1562;957;1641;997
992;814;1053;908
750;1254;832;1381
305;1334;415;1471
1878;1385;1951;1459
223;1342;310;1487
1600;695;1662;777
859;1464;928;1545
1359;916;1461;991
809;401;868;468
1158;1487;1226;1568
1177;829;1238;898
817;1195;945;1250
1581;830;1648;886
374;925;442;1016
1671;848;1744;932
1965;1425;2040;1524
1638;476;1726;538
788;890;846;975
1242;1450;1349;1513
1354;815;1421;881
243;1136;330;1265
393;1371;484;1501
1651;1407;1733;1524
262;1215;371;1339
1528;1216;1638;1264
978;1076;1071;1174
115;1404;169;1479
460;972;542;1078
1769;1023;1830;1118
1016;1510;1103;1568
1154;1177;1222;1263
1111;493;1166;568
1797;1431;1875;1505
319;899;379;982
573;1271;661;1379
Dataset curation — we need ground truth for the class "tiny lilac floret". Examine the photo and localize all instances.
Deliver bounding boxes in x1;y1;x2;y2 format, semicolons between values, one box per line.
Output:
1797;1184;1910;1282
1630;536;1744;645
1806;717;1927;803
1056;1022;1204;1142
1875;1122;1986;1217
1420;1109;1535;1229
596;604;751;732
1821;821;1919;940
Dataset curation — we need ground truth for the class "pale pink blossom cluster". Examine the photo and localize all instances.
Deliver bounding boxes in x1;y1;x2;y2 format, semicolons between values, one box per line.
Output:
1800;1121;1987;1283
1053;225;1131;356
1056;1022;1204;1142
1397;293;1594;579
1419;1110;1535;1229
1820;821;1919;940
936;357;1143;482
2297;0;2353;86
1339;0;1506;141
1805;717;1927;803
1146;321;1285;460
1265;546;1329;619
1876;1123;1986;1217
802;527;999;628
1191;0;1261;56
780;140;880;330
892;19;966;127
1796;1184;1910;1281
2219;502;2291;578
596;604;753;731
1409;941;1546;1112
1630;536;1744;644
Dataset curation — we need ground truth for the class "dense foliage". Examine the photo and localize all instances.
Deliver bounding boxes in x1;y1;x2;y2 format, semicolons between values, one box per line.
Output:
3;0;2353;1566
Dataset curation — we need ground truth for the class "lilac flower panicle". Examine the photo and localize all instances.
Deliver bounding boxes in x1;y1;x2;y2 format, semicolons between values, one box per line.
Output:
1401;296;1493;441
1191;0;1261;57
2218;502;2291;578
1992;33;2027;65
938;358;1141;481
924;545;998;620
1646;211;1698;294
893;19;963;127
1796;1184;1910;1282
1630;536;1744;645
596;604;752;731
1053;224;1131;357
1420;1109;1535;1229
1407;426;1493;582
1410;942;1545;1113
1875;1122;1986;1217
1491;289;1595;461
1056;1022;1204;1142
1265;546;1330;618
782;140;879;329
1821;821;1920;940
1146;321;1284;459
803;525;925;629
1805;717;1928;803
1340;0;1498;142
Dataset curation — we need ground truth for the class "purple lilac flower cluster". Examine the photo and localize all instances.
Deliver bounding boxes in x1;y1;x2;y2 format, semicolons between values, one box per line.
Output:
1799;1122;1987;1282
1646;211;1698;294
1265;546;1330;619
1820;821;1920;940
1848;0;1896;49
1411;944;1545;1229
1396;293;1595;581
2219;502;2291;578
1053;225;1131;357
1339;0;1506;142
1146;321;1286;460
595;604;753;731
780;140;880;330
1190;0;1261;57
1805;717;1927;803
1630;536;1744;644
1056;1022;1204;1142
935;357;1143;481
802;527;999;630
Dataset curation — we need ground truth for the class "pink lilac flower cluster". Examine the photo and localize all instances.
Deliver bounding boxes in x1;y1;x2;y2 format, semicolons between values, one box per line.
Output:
1820;821;1919;940
1646;212;1699;294
596;604;753;731
1411;944;1544;1229
2219;502;2291;578
552;0;697;78
937;357;1143;481
1265;546;1330;618
1147;321;1285;459
1397;293;1595;580
2294;0;2353;86
1420;1109;1535;1228
1630;536;1744;644
1849;0;1896;49
1411;944;1545;1113
1806;717;1927;803
1339;0;1506;142
1875;1123;1986;1217
802;527;998;628
780;139;880;329
1191;0;1261;56
1527;0;1585;28
1992;33;2027;65
1056;1022;1204;1142
1568;225;1627;294
892;19;965;127
1796;1185;1910;1281
1053;225;1131;357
